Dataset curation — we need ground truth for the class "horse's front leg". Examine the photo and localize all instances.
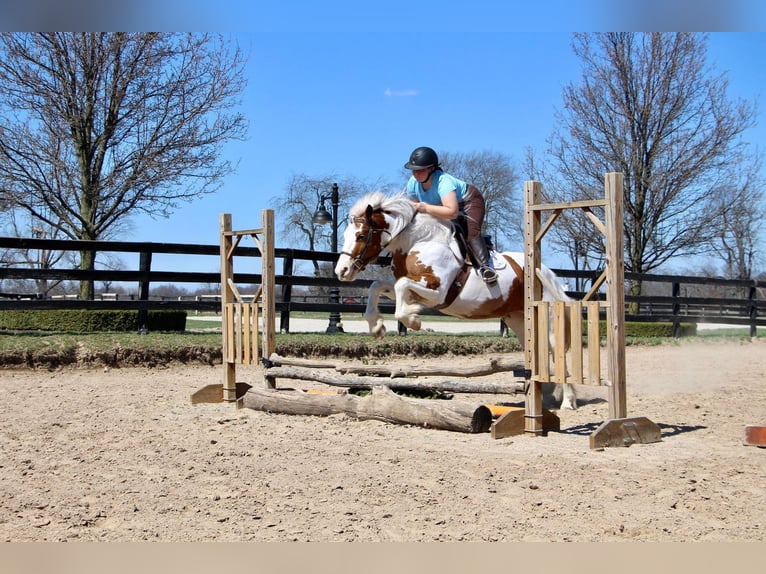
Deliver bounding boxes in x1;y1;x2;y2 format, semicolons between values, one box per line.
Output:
365;280;394;339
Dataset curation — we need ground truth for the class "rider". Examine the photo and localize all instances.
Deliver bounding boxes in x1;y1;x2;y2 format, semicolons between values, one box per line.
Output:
403;146;498;284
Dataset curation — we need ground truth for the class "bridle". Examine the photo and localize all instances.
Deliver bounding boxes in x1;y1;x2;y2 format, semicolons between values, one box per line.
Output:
340;211;393;274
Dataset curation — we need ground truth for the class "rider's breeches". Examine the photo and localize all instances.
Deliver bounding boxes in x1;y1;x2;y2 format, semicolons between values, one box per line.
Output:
460;184;486;241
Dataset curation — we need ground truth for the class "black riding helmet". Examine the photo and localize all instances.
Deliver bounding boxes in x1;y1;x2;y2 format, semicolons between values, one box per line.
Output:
404;146;439;170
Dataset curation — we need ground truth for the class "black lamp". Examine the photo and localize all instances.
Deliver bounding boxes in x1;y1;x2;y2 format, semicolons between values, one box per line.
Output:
312;183;343;333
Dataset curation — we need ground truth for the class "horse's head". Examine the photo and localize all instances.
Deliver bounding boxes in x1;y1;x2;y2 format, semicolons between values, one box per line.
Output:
334;192;414;281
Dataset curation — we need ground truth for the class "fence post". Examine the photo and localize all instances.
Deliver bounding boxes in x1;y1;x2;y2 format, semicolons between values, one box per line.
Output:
671;281;681;339
280;253;294;333
137;251;152;334
749;284;757;338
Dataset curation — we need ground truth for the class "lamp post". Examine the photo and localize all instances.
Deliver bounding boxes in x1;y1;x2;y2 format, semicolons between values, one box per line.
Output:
312;182;343;333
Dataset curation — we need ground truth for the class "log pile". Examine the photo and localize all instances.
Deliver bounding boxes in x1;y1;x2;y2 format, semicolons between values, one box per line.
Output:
238;353;529;434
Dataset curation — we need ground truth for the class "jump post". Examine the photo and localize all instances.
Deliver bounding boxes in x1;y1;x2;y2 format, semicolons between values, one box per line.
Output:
190;210;276;404
503;172;660;448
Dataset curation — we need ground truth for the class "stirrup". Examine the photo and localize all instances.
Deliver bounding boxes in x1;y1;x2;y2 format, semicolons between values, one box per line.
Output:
480;266;498;284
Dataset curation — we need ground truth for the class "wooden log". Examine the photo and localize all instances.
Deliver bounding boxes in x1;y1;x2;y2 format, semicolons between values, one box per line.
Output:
267;353;339;369
267;353;527;378
241;385;493;433
263;365;526;395
337;356;527;378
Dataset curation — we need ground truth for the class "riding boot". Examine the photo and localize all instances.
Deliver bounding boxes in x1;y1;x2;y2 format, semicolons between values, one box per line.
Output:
468;236;498;285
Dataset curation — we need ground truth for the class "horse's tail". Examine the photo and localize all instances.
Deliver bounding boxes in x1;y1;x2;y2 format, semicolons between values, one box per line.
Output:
538;265;573;351
538;265;573;303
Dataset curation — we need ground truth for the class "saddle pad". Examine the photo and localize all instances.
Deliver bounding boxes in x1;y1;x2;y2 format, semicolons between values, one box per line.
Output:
489;251;509;270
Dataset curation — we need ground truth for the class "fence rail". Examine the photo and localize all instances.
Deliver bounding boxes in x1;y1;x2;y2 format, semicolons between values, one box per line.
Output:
1;236;764;336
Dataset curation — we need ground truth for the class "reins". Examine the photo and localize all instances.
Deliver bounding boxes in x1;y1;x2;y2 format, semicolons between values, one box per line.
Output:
340;213;394;273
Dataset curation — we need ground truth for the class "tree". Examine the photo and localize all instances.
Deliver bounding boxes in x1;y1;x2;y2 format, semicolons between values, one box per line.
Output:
523;147;606;291
0;33;247;299
711;151;765;283
271;174;389;275
437;150;522;251
545;33;756;304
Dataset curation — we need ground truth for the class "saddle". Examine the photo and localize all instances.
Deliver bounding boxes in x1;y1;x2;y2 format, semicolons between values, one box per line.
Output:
435;222;501;309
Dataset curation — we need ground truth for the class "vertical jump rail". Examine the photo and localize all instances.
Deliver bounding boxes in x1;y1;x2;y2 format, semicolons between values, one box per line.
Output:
523;173;660;448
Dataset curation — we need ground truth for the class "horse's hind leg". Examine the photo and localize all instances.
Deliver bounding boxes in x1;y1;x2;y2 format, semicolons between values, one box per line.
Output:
557;381;577;410
393;281;424;331
394;301;422;331
502;312;524;347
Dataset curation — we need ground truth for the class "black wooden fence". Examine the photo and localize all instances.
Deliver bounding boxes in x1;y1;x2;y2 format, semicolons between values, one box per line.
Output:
1;236;764;336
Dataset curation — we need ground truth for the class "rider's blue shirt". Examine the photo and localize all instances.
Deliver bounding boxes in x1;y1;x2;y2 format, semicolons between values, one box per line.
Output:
405;171;468;205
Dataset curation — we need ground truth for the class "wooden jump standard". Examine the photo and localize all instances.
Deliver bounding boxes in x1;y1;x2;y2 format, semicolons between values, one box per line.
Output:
512;172;661;448
191;210;276;404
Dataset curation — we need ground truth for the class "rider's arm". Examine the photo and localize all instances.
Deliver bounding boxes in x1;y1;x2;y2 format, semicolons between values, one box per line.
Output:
414;191;459;220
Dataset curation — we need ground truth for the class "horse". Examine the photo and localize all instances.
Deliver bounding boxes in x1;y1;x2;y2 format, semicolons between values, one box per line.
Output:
333;191;578;410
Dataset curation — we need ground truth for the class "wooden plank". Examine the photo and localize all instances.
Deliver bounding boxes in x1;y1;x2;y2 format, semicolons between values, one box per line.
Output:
224;304;234;363
569;301;583;383
491;408;524;438
530;199;608;211
581;206;607;236
491;408;560;439
587;302;601;385
234;306;240;362
743;425;766;447
191;382;252;405
524;180;544;436
605;172;627;419
554;301;567;384
252;303;261;364
261;209;276;360
220;213;236;396
243;303;252;364
224;227;265;237
536;302;550;382
589;417;662;449
535;209;562;243
582;270;607;302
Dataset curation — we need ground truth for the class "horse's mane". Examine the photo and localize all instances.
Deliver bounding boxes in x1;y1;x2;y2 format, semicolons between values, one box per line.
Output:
349;191;452;244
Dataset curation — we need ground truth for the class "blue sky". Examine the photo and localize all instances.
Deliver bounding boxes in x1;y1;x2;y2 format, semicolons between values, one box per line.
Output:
3;2;766;275
131;27;766;275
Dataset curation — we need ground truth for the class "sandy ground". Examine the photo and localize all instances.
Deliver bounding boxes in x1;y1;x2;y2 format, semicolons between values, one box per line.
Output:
0;339;764;542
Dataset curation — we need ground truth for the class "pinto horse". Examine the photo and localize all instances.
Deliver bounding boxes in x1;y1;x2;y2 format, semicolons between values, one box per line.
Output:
334;191;578;410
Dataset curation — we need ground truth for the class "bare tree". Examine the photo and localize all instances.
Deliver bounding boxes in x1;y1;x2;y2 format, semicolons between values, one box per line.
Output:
437;150;522;251
0;33;247;299
545;33;756;304
711;151;765;283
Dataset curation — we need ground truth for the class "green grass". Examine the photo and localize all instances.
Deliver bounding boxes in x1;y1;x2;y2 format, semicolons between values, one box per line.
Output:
0;322;757;369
